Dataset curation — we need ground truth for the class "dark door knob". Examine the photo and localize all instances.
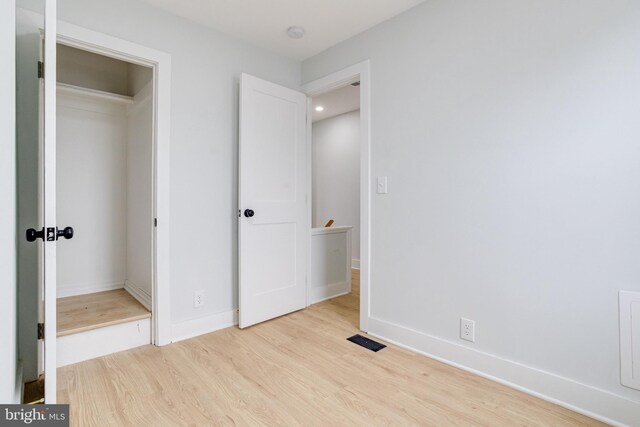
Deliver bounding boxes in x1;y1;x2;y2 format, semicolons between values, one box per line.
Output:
244;209;255;218
57;226;74;240
26;226;74;242
26;228;44;242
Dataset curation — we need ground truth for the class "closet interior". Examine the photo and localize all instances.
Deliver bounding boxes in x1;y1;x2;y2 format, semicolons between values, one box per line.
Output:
55;44;154;367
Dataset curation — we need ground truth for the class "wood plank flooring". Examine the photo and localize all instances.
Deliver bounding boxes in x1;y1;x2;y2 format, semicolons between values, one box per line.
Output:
57;271;603;426
57;289;150;337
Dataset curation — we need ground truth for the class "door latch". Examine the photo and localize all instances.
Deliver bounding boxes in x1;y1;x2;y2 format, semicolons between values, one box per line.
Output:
26;226;74;242
46;227;56;241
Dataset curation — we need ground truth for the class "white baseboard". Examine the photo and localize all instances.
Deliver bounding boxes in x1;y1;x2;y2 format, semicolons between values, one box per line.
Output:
351;259;360;269
124;280;152;311
57;281;124;298
57;318;151;367
310;281;351;305
368;317;639;427
171;309;238;343
311;290;351;305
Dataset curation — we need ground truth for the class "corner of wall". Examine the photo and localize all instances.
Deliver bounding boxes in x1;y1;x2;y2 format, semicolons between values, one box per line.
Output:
368;317;640;427
171;310;238;344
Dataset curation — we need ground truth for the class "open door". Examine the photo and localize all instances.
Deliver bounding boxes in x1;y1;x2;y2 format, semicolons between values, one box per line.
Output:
238;74;308;328
16;0;60;404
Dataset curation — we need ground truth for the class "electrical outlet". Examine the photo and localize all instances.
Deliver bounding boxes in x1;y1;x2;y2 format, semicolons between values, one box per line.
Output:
377;176;388;194
194;290;204;308
460;318;475;342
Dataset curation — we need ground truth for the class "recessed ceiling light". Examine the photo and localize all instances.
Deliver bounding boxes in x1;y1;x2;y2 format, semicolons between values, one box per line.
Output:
287;26;305;39
315;106;324;112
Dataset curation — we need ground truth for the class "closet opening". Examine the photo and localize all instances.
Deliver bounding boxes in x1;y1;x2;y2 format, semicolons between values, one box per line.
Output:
308;81;361;326
55;43;155;366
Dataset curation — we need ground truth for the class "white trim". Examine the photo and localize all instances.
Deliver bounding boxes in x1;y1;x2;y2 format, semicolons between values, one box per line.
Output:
57;282;124;298
124;280;152;311
57;82;134;105
171;310;238;343
302;60;371;333
302;64;363;97
42;0;58;403
351;259;360;269
311;225;353;235
53;17;172;346
305;97;313;308
310;285;350;305
57;90;130;117
57;318;151;367
368;316;640;427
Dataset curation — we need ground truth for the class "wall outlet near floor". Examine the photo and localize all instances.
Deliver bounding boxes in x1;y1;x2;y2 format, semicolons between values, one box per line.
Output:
460;318;475;342
194;290;204;308
377;176;388;194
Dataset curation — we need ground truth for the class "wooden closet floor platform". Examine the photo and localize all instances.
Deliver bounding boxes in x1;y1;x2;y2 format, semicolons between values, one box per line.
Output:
57;289;150;337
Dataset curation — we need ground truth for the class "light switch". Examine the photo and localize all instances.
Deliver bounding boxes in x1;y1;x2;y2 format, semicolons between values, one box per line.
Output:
377;176;388;194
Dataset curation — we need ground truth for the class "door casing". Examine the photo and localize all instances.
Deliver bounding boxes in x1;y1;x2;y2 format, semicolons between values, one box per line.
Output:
42;0;57;403
301;60;372;333
54;19;173;346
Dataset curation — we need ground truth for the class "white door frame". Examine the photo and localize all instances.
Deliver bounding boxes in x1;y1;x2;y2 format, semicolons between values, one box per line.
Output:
42;0;57;403
54;19;172;345
301;60;371;332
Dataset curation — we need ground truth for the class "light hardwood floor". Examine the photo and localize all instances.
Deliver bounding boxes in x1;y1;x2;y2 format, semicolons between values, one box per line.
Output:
57;289;150;337
58;271;603;426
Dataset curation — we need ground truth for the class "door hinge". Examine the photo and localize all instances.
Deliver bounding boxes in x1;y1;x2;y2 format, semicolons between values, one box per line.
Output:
37;323;45;340
154;218;157;227
38;61;44;79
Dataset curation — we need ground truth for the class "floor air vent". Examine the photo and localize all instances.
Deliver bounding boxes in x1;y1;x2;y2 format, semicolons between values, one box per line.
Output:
347;334;386;352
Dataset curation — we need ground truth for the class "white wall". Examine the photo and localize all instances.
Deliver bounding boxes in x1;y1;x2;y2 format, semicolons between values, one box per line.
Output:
303;0;640;424
310;227;352;303
1;0;19;404
58;44;128;95
58;44;151;97
126;82;154;307
57;91;128;297
312;110;360;265
17;0;300;380
126;63;153;96
57;74;153;303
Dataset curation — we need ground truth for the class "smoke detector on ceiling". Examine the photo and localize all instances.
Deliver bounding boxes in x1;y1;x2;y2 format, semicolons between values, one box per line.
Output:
287;26;306;39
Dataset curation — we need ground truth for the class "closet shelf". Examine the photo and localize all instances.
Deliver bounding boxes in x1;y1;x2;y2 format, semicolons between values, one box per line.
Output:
57;82;134;104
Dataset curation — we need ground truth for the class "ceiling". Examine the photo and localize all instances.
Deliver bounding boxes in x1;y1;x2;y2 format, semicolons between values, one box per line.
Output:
312;84;360;122
140;0;424;60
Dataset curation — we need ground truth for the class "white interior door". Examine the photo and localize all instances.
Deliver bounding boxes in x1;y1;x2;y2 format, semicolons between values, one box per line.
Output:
239;73;308;328
42;0;57;403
